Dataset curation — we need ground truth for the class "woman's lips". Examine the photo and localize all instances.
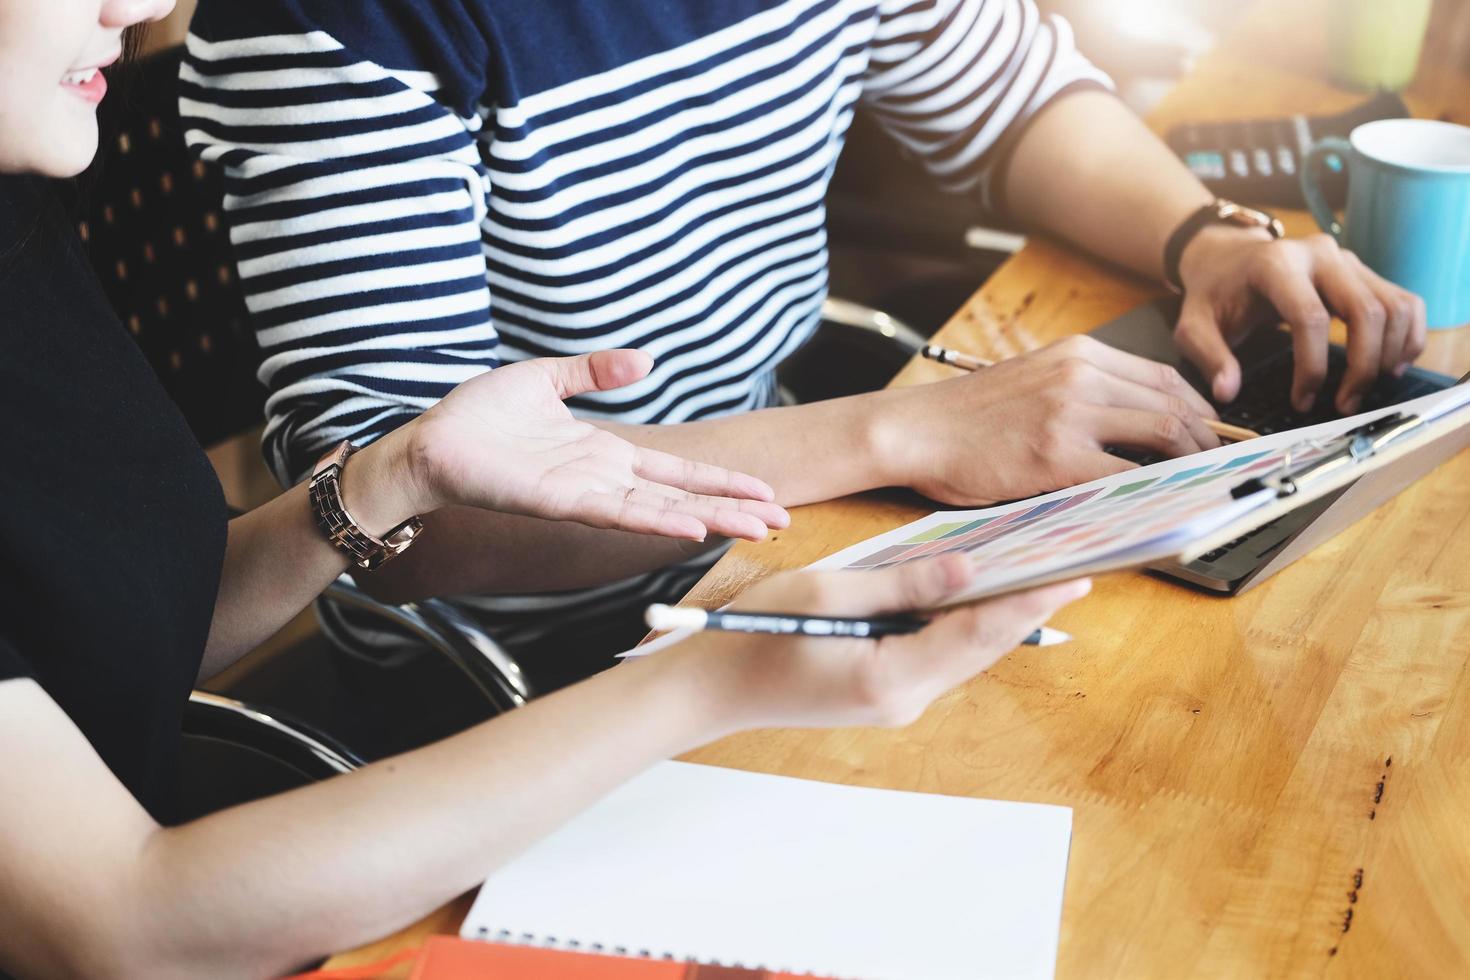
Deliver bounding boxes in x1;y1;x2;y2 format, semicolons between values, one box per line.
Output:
61;67;109;104
61;51;119;105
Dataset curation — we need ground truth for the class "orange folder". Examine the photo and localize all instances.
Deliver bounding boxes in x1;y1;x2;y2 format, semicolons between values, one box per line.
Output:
410;935;831;979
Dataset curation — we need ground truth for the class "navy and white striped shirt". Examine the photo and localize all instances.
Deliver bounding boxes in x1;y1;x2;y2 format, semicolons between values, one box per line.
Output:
182;0;1109;670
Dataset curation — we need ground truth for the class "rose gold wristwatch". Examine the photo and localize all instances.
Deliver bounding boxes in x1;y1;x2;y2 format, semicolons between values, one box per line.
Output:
308;440;424;570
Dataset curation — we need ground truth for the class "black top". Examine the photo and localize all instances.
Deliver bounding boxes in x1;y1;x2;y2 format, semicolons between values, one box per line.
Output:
0;175;226;823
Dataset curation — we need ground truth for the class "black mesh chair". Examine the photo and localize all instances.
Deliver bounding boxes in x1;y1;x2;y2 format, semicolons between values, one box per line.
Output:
77;48;264;449
72;48;529;807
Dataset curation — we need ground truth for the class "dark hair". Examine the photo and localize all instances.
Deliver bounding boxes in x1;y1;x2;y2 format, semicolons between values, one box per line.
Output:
122;23;150;64
73;24;153;198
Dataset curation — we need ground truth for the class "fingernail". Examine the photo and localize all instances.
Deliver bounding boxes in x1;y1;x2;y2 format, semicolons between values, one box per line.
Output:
1343;395;1362;414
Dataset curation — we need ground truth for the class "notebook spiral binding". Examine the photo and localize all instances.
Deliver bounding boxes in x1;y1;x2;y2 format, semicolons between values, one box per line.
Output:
472;924;830;975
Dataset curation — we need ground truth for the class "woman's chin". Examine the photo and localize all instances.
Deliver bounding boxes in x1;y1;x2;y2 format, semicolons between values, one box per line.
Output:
30;125;99;178
4;101;101;178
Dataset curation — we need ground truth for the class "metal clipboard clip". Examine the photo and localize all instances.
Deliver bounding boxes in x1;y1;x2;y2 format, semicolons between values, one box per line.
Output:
1230;411;1427;500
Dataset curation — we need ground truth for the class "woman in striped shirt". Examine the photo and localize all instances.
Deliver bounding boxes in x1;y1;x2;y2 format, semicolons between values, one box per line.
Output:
181;0;1427;691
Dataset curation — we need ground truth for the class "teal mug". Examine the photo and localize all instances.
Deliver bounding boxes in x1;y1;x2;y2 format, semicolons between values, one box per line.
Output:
1301;118;1470;329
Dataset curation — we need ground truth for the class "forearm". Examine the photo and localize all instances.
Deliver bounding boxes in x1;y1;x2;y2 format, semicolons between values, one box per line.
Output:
137;652;725;979
357;503;719;602
362;392;896;603
201;437;424;677
600;390;894;507
1003;90;1213;282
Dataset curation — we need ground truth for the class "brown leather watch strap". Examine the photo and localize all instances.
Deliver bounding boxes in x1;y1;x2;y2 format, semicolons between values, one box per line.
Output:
1163;199;1284;293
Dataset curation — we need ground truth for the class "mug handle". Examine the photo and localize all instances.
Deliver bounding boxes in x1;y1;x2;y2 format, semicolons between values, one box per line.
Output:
1300;137;1352;242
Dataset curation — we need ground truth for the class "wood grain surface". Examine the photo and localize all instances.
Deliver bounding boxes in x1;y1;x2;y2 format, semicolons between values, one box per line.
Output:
324;1;1470;975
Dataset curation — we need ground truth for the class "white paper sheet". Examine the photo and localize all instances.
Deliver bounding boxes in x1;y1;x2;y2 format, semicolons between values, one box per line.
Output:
461;761;1073;979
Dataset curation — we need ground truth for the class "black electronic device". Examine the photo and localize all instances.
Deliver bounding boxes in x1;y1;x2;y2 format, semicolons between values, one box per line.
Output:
1088;298;1460;594
1165;91;1410;208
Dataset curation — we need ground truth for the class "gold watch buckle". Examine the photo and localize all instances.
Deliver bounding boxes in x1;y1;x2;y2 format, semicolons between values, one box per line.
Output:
1215;200;1285;240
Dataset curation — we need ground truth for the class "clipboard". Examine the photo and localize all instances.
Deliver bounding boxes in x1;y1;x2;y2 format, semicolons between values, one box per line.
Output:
809;383;1470;605
1180;388;1470;563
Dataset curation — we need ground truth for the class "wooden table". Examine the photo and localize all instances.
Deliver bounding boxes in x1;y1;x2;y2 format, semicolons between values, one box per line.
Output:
326;1;1470;975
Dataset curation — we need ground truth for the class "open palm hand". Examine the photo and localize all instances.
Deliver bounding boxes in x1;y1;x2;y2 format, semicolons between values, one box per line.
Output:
409;350;788;541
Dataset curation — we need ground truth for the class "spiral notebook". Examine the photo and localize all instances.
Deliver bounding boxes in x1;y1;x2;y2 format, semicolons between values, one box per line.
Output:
460;761;1073;980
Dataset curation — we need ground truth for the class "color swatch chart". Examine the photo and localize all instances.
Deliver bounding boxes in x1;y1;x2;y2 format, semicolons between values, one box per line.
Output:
811;421;1355;598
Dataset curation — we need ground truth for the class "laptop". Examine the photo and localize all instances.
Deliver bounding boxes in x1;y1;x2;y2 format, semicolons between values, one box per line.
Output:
1089;296;1464;594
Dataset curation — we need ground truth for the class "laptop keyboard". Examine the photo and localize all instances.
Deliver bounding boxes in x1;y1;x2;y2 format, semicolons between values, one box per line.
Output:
1175;351;1446;577
1116;350;1446;467
1222;347;1444;434
1085;300;1458;590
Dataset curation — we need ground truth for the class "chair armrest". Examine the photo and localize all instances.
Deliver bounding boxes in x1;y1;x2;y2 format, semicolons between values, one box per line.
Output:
185;690;365;777
224;506;531;711
321;576;531;712
820;297;927;355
